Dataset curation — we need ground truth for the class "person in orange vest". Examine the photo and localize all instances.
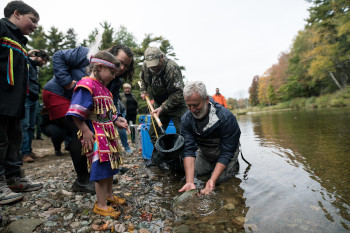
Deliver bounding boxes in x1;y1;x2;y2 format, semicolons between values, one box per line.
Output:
212;88;227;108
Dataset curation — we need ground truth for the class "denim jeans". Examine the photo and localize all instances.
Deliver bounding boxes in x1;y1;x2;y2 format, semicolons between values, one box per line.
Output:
21;97;37;156
35;102;43;138
117;110;130;150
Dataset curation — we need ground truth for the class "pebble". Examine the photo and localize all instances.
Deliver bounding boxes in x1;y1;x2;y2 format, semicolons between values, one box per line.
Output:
0;138;248;233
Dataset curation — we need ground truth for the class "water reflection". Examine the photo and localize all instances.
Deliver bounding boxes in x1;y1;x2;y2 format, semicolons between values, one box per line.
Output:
237;108;350;232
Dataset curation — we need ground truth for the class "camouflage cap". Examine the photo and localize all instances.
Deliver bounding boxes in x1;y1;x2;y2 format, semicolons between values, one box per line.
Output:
144;47;162;68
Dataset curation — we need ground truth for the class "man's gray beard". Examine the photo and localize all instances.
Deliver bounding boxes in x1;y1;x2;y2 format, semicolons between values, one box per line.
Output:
191;103;208;119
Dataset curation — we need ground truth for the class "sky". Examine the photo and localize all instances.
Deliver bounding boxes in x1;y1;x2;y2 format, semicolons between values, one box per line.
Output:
0;0;311;99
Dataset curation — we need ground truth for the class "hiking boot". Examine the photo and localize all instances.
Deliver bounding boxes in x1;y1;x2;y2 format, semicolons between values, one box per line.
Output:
55;150;63;156
29;152;38;159
119;167;129;175
0;185;23;205
106;195;126;205
113;176;118;184
22;155;34;163
7;176;43;192
72;179;96;194
93;204;121;219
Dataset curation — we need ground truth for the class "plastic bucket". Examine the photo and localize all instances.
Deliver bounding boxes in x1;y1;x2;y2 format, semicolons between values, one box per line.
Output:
152;134;184;170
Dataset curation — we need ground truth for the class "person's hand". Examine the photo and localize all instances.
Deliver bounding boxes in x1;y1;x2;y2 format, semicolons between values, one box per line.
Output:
141;93;147;100
152;107;162;118
81;129;94;151
178;182;196;193
64;80;76;90
114;116;128;130
200;179;216;195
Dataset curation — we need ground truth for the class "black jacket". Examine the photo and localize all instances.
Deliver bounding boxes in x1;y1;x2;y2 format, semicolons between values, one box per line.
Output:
28;58;40;101
0;18;29;118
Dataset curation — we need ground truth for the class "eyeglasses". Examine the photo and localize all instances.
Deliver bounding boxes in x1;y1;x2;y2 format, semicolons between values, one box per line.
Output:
34;52;48;59
145;54;160;61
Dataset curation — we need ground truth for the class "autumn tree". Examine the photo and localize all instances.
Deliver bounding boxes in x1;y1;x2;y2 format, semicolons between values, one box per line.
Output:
249;75;260;106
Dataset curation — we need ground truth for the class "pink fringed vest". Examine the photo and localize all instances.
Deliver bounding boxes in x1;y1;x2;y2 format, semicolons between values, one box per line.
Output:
72;77;121;170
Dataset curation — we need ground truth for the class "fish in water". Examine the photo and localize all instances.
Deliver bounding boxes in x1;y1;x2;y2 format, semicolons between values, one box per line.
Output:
172;189;223;218
172;189;198;208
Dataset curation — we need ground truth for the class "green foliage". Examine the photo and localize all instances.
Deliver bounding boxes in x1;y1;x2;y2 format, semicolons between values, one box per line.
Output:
100;21;114;50
267;84;277;105
248;75;259;106
81;28;98;47
45;26;65;56
114;25;138;49
28;23;184;112
63;28;78;49
27;26;47;50
249;0;350;105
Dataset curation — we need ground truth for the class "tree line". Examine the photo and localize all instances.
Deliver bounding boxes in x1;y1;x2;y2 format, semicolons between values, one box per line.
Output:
27;22;184;113
249;0;350;107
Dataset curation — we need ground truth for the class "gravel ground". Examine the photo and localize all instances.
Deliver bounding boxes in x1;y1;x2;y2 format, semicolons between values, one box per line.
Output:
0;137;175;233
1;137;247;233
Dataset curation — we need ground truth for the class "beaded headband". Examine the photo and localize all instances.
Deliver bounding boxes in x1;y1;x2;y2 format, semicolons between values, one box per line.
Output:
90;57;118;69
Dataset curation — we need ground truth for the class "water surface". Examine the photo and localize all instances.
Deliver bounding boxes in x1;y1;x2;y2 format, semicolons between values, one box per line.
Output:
146;108;350;232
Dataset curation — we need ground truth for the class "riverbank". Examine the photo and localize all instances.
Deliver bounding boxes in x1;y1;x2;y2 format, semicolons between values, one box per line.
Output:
233;86;350;115
0;138;174;233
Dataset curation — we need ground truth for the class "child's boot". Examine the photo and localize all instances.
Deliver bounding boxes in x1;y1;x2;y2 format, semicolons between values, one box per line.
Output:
106;194;126;205
93;203;121;219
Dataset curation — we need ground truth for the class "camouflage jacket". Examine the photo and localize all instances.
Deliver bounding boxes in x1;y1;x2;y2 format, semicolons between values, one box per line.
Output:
140;58;186;113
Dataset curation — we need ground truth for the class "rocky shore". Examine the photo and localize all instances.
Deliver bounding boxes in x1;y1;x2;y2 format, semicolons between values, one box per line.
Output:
0;137;175;233
0;137;248;233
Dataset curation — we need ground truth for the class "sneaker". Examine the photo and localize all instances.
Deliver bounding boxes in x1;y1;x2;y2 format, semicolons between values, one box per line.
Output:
0;185;23;205
106;195;126;205
125;148;132;154
7;176;43;192
72;179;96;194
93;204;121;219
22;155;34;163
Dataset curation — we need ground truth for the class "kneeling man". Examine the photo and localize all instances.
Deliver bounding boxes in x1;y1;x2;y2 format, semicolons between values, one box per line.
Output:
179;81;241;195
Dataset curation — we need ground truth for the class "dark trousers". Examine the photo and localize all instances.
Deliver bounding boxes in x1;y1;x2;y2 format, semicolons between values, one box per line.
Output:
126;114;137;143
41;122;66;152
54;117;89;182
148;106;187;144
0;115;22;179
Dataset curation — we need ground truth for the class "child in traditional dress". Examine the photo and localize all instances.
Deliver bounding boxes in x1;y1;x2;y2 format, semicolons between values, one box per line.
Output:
66;51;128;218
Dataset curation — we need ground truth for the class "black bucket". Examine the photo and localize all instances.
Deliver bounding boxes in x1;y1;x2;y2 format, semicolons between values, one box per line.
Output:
151;134;184;170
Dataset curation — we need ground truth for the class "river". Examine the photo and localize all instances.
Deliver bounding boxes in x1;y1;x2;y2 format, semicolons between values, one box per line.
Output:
145;108;350;232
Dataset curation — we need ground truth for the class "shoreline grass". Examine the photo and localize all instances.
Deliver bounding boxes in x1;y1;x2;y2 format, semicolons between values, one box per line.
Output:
232;86;350;114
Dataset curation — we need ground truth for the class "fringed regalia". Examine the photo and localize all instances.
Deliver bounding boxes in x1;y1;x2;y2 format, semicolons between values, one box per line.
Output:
66;77;122;173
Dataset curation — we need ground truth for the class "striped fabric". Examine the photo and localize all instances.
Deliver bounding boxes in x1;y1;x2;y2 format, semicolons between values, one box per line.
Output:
1;37;28;87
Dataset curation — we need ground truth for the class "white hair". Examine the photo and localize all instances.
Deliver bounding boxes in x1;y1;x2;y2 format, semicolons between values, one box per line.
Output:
183;81;208;100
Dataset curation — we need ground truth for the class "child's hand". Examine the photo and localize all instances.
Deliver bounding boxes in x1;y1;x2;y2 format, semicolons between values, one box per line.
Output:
114;116;128;130
81;129;95;151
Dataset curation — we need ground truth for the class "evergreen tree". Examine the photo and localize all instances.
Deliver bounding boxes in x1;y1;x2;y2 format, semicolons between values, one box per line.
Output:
100;21;114;50
27;26;47;50
63;28;78;49
81;28;99;47
114;25;138;49
249;75;259;106
45;26;65;56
